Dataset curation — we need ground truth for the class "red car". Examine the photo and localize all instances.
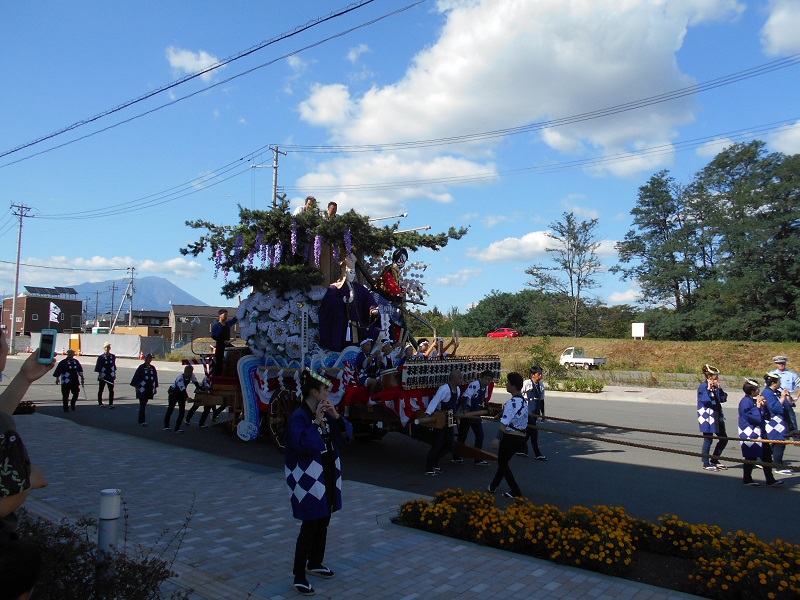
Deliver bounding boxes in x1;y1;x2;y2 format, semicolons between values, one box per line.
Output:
486;328;520;338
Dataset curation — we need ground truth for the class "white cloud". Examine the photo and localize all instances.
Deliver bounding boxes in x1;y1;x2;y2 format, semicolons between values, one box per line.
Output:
295;153;496;216
467;231;551;262
298;84;354;127
596;239;618;259
0;256;205;300
767;121;800;154
608;288;641;304
433;268;482;286
761;0;800;55
347;44;371;64
165;46;221;82
296;0;743;202
561;195;600;220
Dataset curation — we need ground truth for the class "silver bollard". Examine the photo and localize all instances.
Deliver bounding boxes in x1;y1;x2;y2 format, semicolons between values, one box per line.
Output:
98;488;122;557
97;488;121;597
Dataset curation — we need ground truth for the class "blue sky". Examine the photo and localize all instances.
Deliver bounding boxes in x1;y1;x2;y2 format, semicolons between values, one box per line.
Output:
1;0;799;317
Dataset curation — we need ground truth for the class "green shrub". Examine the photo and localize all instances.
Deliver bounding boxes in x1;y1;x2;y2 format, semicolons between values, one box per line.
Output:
16;509;191;600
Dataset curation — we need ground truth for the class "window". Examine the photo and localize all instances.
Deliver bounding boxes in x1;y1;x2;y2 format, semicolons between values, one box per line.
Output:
31;314;38;321
71;315;81;328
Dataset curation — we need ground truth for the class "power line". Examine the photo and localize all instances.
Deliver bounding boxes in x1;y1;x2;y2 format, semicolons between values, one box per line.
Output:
0;259;129;272
0;0;429;170
280;54;800;153
26;52;800;219
0;0;384;161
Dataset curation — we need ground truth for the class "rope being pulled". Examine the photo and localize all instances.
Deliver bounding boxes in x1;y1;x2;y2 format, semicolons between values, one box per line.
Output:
527;416;800;473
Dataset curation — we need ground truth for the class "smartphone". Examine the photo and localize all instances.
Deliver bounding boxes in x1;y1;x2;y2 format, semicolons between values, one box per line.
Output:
38;329;57;364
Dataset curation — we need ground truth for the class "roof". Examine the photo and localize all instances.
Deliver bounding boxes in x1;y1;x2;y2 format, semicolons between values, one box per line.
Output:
169;304;238;319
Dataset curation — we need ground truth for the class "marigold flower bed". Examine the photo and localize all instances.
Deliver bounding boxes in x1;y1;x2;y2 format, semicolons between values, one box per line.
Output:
396;489;800;599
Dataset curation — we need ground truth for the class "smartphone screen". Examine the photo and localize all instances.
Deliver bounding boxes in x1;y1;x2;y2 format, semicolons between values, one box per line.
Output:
39;331;56;364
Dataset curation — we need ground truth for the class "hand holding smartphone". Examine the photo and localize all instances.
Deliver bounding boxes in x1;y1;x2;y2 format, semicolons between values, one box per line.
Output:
38;329;57;365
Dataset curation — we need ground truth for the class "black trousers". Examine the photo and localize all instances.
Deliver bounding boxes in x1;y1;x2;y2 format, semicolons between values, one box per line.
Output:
293;515;331;580
137;395;152;424
426;426;454;470
490;433;525;496
61;383;80;410
524;420;542;456
453;421;484;461
164;394;187;431
743;443;777;484
98;380;115;405
212;344;225;376
186;402;224;426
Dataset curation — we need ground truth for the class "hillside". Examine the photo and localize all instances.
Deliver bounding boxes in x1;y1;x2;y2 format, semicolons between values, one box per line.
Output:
458;336;800;378
72;276;207;313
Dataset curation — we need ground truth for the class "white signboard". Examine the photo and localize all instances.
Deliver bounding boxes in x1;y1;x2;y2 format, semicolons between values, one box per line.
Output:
632;322;645;339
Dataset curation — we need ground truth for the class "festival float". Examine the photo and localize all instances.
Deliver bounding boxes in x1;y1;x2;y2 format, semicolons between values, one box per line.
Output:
181;200;500;457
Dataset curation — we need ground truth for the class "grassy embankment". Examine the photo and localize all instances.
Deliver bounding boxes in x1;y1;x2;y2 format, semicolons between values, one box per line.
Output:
458;337;800;385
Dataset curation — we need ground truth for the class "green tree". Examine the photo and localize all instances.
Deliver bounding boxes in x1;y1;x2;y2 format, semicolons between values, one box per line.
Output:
612;170;700;310
525;212;602;337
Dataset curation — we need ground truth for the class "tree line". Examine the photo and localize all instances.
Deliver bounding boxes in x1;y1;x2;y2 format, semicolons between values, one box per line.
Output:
408;140;800;342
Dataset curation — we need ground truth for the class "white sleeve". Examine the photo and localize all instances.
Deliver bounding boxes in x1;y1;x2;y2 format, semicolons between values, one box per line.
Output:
426;384;449;415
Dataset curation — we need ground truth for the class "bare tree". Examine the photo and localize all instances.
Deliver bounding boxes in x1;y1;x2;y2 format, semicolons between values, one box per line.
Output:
525;212;602;337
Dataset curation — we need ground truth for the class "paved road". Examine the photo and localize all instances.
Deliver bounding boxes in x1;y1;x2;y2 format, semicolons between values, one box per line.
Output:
8;353;798;545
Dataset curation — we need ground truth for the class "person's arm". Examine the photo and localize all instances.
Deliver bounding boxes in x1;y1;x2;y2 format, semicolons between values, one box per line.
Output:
426;385;448;415
0;351;56;415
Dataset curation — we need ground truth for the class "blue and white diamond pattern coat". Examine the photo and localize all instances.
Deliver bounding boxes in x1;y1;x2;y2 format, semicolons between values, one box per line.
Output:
762;387;789;442
284;403;352;522
697;383;727;434
738;395;766;460
53;358;83;387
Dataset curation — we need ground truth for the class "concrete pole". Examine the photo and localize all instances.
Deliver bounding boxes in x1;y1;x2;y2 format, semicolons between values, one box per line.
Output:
98;488;121;560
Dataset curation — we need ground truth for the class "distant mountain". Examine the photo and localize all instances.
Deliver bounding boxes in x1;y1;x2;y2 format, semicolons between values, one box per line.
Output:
71;276;208;314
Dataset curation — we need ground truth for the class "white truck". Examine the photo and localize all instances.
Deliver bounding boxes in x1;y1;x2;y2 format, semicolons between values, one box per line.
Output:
559;347;606;370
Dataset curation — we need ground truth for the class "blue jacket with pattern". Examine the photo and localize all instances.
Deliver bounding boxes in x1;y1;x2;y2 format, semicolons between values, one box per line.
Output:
285;402;352;521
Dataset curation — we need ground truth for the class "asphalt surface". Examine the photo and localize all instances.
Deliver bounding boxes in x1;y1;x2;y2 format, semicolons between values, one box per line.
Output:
8;353;799;545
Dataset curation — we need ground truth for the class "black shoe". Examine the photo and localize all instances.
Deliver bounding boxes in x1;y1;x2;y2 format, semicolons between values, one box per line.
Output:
451;457;464;464
291;581;315;596
743;481;762;487
163;427;171;431
515;452;528;457
306;565;334;579
487;485;496;493
767;480;786;487
175;429;184;434
502;491;518;499
534;455;547;461
98;403;105;407
108;405;114;409
425;470;438;476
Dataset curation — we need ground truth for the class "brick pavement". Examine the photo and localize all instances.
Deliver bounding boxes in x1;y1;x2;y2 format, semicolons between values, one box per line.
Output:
16;413;699;599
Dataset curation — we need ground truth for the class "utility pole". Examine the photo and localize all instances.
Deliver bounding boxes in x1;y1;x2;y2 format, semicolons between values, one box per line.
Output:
270;146;286;209
95;290;100;324
128;267;135;326
9;204;31;353
250;146;286;210
108;281;118;318
110;267;136;331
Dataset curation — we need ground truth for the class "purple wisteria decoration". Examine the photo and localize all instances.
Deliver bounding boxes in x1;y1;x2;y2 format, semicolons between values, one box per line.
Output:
291;223;298;255
256;230;267;267
267;244;274;267
344;229;352;256
247;249;254;268
233;234;244;260
332;245;340;264
214;248;224;279
313;234;322;268
275;241;283;265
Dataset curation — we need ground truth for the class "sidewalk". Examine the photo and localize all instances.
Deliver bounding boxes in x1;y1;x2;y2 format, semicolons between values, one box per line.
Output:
16;413;700;599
